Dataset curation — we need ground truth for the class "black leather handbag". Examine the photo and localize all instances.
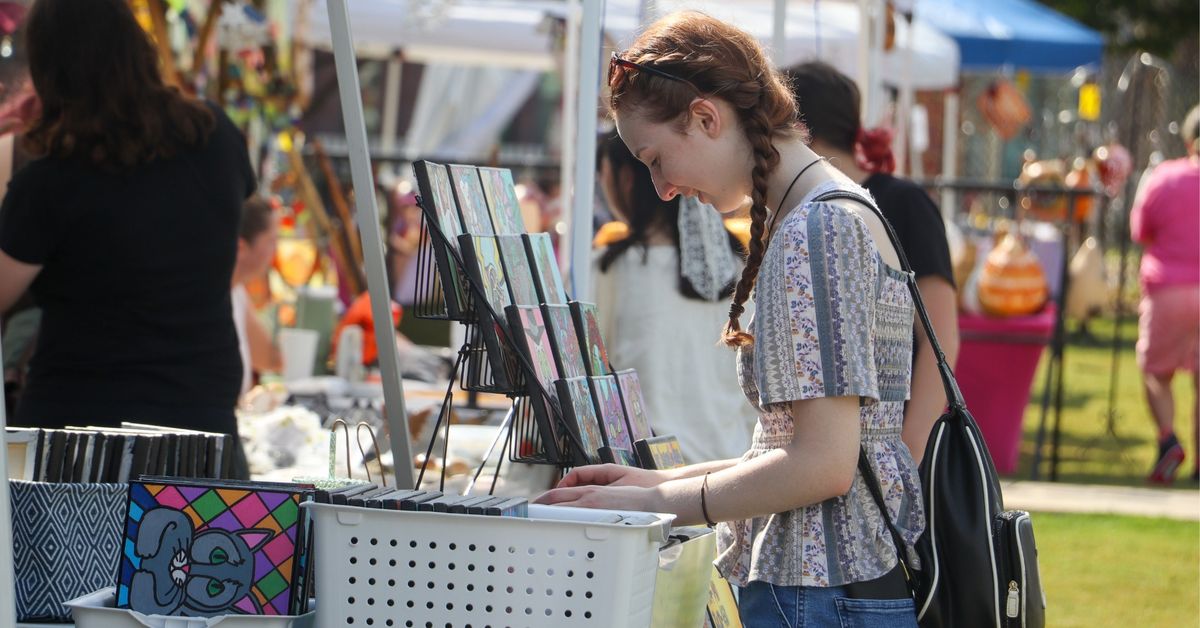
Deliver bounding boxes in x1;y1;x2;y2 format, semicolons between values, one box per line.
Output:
816;189;1047;628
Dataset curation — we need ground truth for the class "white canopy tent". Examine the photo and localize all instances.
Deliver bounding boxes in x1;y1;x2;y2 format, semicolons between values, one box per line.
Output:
298;0;961;295
300;0;959;86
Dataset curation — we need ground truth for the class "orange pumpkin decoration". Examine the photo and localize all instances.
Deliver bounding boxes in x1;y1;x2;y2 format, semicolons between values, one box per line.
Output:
1063;158;1095;223
977;229;1049;317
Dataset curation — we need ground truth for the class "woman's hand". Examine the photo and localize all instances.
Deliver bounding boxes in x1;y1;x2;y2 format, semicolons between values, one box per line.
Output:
555;463;670;489
533;484;657;512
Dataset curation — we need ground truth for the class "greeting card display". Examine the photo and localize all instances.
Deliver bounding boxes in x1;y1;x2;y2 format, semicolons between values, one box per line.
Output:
448;164;494;236
478;167;526;235
459;235;517;389
523;232;567;305
541;304;589;379
634;434;686;470
614;369;654;442
505;305;565;461
590;374;637;465
590;375;632;451
570;301;611;376
412;160;469;317
553;377;605;465
603;447;638;466
117;478;313;617
497;234;540;306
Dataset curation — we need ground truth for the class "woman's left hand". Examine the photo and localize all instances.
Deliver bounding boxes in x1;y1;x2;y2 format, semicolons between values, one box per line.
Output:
534;484;657;512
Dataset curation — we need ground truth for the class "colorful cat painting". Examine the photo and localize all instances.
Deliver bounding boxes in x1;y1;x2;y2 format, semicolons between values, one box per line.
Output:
478;167;526;235
570;301;611;376
523;233;567;304
128;508;268;616
448;165;494;236
497;235;539;305
542;304;588;379
615;369;655;443
118;480;309;616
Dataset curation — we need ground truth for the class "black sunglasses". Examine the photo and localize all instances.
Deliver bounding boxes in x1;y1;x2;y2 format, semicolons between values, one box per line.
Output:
608;51;700;93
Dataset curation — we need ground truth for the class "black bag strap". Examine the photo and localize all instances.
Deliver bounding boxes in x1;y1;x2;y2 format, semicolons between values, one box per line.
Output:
811;188;965;411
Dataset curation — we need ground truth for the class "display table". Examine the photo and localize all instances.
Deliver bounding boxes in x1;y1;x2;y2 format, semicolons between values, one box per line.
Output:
954;304;1056;473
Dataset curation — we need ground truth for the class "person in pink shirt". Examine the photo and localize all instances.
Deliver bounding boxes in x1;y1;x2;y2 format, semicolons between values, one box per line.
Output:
1130;104;1200;484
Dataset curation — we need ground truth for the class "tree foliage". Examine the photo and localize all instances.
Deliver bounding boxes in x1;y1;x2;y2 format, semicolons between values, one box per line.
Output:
1038;0;1199;56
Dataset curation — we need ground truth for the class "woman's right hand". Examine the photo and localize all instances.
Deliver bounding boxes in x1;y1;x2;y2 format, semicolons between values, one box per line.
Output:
556;464;669;489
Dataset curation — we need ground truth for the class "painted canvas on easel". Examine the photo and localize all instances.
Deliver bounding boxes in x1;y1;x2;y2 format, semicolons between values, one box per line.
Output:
448;164;495;236
590;375;632;451
615;369;655;443
505;305;566;460
554;377;605;465
542;304;588;379
412;161;470;317
117;479;311;616
497;235;540;306
523;232;567;304
478;167;526;235
570;301;611;376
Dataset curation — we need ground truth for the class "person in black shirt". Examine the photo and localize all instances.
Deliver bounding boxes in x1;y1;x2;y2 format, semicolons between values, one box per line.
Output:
0;0;255;439
788;61;959;464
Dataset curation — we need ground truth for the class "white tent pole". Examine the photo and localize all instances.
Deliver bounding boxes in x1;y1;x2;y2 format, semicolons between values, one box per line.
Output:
559;0;580;291
380;51;404;155
856;0;874;122
326;0;415;489
772;0;787;63
940;90;959;218
569;0;603;300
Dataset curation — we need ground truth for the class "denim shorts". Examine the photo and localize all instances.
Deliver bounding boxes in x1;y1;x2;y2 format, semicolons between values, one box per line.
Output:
738;580;918;628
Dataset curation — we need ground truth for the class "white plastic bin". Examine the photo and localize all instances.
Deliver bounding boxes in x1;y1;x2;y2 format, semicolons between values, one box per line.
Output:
305;502;673;627
65;588;315;628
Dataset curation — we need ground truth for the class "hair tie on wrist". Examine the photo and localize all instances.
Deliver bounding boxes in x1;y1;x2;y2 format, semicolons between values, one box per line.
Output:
700;472;717;527
728;303;745;318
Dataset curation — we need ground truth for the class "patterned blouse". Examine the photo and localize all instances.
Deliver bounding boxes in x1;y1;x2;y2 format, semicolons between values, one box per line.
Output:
714;180;925;588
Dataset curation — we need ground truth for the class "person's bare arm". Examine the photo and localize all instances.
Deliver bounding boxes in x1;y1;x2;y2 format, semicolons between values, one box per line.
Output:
902;276;959;464
539;396;860;526
0;250;40;314
244;308;282;373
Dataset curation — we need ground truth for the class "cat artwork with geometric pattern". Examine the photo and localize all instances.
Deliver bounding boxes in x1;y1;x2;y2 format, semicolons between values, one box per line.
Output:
117;479;313;617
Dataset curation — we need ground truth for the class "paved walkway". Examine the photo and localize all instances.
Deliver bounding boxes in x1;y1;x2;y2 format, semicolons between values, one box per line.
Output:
1001;479;1200;521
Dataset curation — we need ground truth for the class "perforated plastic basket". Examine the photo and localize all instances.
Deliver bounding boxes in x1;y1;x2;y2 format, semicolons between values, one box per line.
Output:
304;502;672;627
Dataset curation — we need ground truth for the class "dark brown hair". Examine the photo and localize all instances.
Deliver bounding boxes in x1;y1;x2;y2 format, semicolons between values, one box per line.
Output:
21;0;215;171
788;61;894;173
609;12;800;346
240;196;275;242
595;130;742;301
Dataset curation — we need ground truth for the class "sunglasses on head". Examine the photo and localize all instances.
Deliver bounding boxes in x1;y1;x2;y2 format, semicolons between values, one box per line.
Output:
608;51;700;92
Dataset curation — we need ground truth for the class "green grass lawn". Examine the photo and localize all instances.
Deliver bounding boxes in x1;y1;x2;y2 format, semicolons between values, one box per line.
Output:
1035;511;1199;626
1011;315;1198;487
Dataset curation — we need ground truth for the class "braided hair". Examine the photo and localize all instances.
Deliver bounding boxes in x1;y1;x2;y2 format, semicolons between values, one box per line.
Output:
608;12;802;347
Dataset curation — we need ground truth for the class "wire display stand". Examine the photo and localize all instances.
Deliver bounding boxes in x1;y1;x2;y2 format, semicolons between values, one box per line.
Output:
406;190;591;487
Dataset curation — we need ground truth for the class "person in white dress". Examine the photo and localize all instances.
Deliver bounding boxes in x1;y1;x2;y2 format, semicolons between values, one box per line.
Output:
592;131;758;462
